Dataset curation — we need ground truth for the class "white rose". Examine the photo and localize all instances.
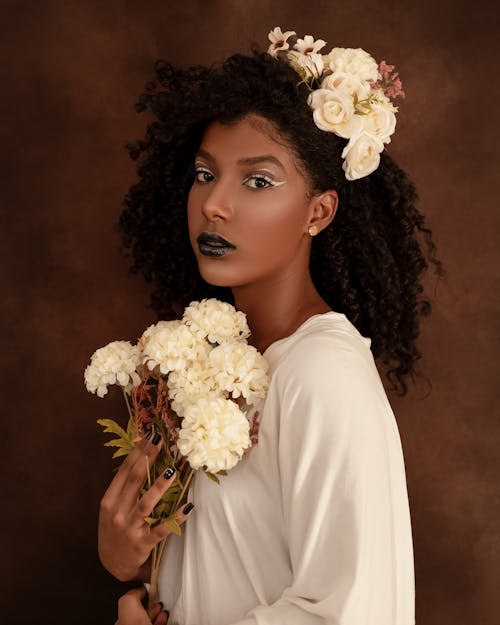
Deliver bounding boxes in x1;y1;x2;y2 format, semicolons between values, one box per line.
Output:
287;51;324;80
321;71;371;100
177;397;251;473
327;47;379;83
361;102;397;144
341;132;384;181
308;89;363;139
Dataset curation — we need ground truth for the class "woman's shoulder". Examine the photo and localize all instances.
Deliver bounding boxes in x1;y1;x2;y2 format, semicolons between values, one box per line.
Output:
268;312;383;398
267;312;371;370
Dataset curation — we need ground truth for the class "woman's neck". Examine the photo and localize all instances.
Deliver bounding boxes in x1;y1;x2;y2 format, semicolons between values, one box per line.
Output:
232;271;332;354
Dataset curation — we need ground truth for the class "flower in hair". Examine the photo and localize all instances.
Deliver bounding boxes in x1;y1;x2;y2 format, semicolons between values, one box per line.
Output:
294;35;327;55
267;27;405;181
267;27;296;57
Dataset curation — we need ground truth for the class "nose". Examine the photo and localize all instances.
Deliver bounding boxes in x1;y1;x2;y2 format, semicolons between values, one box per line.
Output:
200;180;233;223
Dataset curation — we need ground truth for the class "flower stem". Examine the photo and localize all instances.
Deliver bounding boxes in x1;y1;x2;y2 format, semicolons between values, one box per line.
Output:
174;467;195;510
121;387;134;422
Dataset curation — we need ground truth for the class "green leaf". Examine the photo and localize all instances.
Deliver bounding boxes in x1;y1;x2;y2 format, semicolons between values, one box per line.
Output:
203;471;220;485
104;438;132;449
144;516;159;527
97;418;128;439
163;517;182;536
112;447;132;459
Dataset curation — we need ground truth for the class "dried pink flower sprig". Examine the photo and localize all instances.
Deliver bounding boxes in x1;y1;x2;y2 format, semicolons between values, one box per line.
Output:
373;60;405;100
267;27;405;181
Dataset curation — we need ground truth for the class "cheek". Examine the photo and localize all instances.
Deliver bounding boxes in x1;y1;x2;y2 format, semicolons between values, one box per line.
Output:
186;190;200;238
241;195;307;253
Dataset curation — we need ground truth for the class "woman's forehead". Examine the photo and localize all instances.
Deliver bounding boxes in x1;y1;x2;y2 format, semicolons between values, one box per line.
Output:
198;115;298;169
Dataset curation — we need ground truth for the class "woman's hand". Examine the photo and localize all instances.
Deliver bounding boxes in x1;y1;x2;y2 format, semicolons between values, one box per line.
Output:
115;587;168;625
99;433;193;581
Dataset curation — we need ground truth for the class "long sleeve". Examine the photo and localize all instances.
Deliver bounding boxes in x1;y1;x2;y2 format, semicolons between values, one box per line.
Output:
229;331;415;625
158;313;415;625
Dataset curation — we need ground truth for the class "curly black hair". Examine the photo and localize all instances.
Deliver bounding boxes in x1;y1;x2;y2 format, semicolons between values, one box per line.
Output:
119;50;444;395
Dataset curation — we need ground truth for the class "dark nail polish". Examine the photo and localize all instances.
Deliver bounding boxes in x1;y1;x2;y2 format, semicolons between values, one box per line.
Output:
145;430;153;440
152;433;162;445
163;466;176;480
182;502;194;515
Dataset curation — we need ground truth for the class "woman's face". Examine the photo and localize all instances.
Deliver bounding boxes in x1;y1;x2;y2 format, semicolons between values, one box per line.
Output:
187;115;319;290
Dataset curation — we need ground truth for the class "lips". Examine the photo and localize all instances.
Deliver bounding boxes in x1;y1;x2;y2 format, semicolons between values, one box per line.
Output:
197;232;236;257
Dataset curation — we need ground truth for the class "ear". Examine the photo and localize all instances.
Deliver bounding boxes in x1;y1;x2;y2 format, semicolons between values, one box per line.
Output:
306;189;338;235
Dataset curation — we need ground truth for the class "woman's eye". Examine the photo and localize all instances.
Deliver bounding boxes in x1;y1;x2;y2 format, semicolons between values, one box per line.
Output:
194;167;214;183
244;175;275;189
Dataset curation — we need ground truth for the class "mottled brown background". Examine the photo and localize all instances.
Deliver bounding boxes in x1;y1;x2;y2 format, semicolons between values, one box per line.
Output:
1;0;498;623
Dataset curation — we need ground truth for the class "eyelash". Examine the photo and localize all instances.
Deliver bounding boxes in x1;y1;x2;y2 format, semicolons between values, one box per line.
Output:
194;167;277;189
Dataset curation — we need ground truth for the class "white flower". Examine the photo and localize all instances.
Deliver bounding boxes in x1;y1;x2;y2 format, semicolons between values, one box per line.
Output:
182;298;250;344
294;34;326;55
341;132;384;181
143;323;210;375
177;397;251;472
84;341;141;397
267;27;296;57
209;342;269;405
138;320;181;351
327;47;379;83
321;71;371;100
308;89;363;139
167;361;218;416
360;100;397;144
287;51;324;80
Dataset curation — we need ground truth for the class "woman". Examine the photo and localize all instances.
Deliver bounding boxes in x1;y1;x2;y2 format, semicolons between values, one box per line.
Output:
101;28;443;625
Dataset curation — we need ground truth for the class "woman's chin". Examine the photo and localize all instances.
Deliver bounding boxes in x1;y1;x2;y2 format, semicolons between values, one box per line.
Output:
196;259;243;289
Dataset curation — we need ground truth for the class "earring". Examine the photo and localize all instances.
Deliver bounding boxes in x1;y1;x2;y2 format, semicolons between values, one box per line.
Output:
308;225;319;237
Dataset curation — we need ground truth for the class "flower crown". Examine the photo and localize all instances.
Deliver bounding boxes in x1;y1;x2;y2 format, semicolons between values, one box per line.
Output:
267;27;405;181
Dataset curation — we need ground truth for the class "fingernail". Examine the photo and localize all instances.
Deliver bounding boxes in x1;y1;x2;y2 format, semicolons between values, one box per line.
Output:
145;430;153;440
152;433;162;445
163;466;176;480
182;502;194;515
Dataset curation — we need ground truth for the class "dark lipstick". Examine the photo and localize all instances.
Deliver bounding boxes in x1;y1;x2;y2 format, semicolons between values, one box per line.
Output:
197;232;236;257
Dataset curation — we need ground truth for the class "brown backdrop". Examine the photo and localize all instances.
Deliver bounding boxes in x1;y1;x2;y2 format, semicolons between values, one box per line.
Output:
1;1;498;624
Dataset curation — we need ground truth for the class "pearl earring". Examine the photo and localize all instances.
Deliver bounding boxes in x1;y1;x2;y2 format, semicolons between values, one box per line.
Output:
308;225;319;237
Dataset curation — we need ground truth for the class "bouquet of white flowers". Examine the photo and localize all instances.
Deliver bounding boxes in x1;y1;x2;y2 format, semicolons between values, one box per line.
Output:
84;298;269;601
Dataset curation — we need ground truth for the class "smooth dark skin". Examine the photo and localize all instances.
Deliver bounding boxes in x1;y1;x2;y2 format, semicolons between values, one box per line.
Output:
188;114;338;353
108;114;338;623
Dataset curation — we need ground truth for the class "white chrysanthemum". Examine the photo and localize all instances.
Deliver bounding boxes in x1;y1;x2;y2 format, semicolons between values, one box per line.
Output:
182;299;250;344
138;320;181;351
177;397;251;472
143;323;210;375
84;340;141;398
167;361;218;416
287;50;324;80
209;342;269;405
327;47;379;83
293;34;327;55
267;26;296;57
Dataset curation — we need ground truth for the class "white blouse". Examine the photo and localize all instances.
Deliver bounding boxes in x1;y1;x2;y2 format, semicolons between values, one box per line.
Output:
158;311;415;625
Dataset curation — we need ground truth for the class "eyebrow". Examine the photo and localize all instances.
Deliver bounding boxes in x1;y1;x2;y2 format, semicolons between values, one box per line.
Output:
196;149;285;171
